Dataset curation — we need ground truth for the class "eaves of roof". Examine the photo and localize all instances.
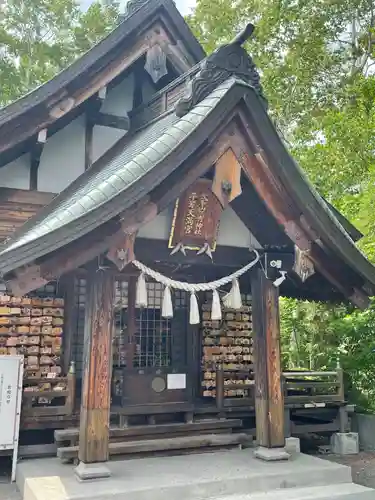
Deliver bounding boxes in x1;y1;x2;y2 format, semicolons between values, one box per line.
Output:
242;91;375;291
0;74;374;298
0;0;204;128
0;78;245;274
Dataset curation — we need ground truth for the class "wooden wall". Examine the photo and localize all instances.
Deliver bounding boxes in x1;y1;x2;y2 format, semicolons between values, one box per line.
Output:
0;188;55;242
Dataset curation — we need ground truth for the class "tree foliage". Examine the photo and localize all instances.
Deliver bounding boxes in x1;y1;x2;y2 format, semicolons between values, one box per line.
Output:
280;299;375;412
0;0;118;106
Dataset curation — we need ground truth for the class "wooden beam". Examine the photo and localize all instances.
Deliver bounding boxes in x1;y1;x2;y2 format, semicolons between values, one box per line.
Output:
30;129;47;190
125;275;137;371
251;267;284;449
84;116;93;171
78;267;114;468
60;273;76;375
230;128;368;307
237;149;311;251
95;113;130;131
134;238;261;267
84;86;107;170
310;242;369;309
133;59;145;109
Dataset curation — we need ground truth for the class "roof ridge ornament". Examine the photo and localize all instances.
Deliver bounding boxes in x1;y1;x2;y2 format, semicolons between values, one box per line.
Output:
125;0;148;16
175;23;267;118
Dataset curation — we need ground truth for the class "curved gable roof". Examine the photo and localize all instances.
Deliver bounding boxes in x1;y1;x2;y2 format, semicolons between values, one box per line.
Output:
0;0;205;157
0;76;374;302
0;23;372;306
0;78;239;272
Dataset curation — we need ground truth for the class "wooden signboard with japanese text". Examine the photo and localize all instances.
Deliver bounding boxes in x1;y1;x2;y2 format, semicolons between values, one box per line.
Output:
168;179;222;251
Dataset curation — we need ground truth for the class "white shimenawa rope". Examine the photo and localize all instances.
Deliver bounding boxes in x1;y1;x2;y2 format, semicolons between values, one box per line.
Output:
132;249;260;325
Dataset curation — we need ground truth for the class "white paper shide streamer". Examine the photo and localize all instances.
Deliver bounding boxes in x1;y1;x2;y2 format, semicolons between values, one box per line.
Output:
135;272;148;308
190;293;200;324
133;249;260;324
162;286;173;318
211;289;222;321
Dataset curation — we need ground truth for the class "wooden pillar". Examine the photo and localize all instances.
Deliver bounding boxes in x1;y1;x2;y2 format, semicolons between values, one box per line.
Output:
251;267;287;456
60;273;76;376
76;268;115;479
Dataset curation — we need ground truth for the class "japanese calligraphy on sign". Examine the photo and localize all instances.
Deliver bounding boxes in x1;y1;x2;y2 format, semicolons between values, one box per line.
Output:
169;179;223;251
0;355;24;482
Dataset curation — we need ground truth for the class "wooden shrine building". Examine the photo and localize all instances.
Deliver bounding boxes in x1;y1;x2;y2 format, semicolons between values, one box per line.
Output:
0;0;374;477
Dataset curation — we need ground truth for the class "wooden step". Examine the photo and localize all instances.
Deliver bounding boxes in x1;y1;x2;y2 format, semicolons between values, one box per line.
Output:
57;432;252;461
55;418;243;446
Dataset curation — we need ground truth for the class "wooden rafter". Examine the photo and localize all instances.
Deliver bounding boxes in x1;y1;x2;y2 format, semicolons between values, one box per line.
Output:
94;113;130;130
85;87;106;170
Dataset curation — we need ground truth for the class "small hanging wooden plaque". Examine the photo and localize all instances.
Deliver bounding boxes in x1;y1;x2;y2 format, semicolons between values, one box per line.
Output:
169;179;222;251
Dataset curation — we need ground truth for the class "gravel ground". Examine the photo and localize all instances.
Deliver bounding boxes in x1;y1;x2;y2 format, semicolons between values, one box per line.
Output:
318;452;375;489
0;459;21;500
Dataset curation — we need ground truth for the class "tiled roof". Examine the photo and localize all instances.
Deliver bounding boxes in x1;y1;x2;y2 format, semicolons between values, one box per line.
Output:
0;78;239;272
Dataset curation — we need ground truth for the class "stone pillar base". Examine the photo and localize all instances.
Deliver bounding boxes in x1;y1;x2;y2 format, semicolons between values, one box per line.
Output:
285;436;301;454
331;432;359;456
254;447;290;462
75;461;111;481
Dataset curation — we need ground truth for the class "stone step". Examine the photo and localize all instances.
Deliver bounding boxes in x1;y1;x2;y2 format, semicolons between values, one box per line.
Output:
215;483;375;500
16;451;355;500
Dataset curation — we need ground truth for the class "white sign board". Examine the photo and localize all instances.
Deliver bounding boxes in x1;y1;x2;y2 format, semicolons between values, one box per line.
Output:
0;356;23;481
167;373;186;390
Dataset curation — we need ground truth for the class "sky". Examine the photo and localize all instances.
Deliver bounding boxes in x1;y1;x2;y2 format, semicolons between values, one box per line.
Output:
80;0;196;15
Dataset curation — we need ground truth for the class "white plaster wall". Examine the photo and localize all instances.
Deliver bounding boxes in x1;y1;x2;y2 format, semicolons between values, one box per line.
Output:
218;207;262;249
0;72;148;194
93;73;135;162
138;204;262;249
38;115;86;193
100;73;134;116
0;154;30;189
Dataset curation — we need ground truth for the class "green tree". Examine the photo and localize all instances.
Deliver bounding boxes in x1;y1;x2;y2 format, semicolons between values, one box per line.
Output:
188;0;375;128
0;0;119;105
188;0;375;231
189;0;375;411
280;298;375;412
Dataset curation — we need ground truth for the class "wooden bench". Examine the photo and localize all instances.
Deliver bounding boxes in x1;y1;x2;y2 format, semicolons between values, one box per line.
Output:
55;418;244;462
57;432;253;462
55;418;243;445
